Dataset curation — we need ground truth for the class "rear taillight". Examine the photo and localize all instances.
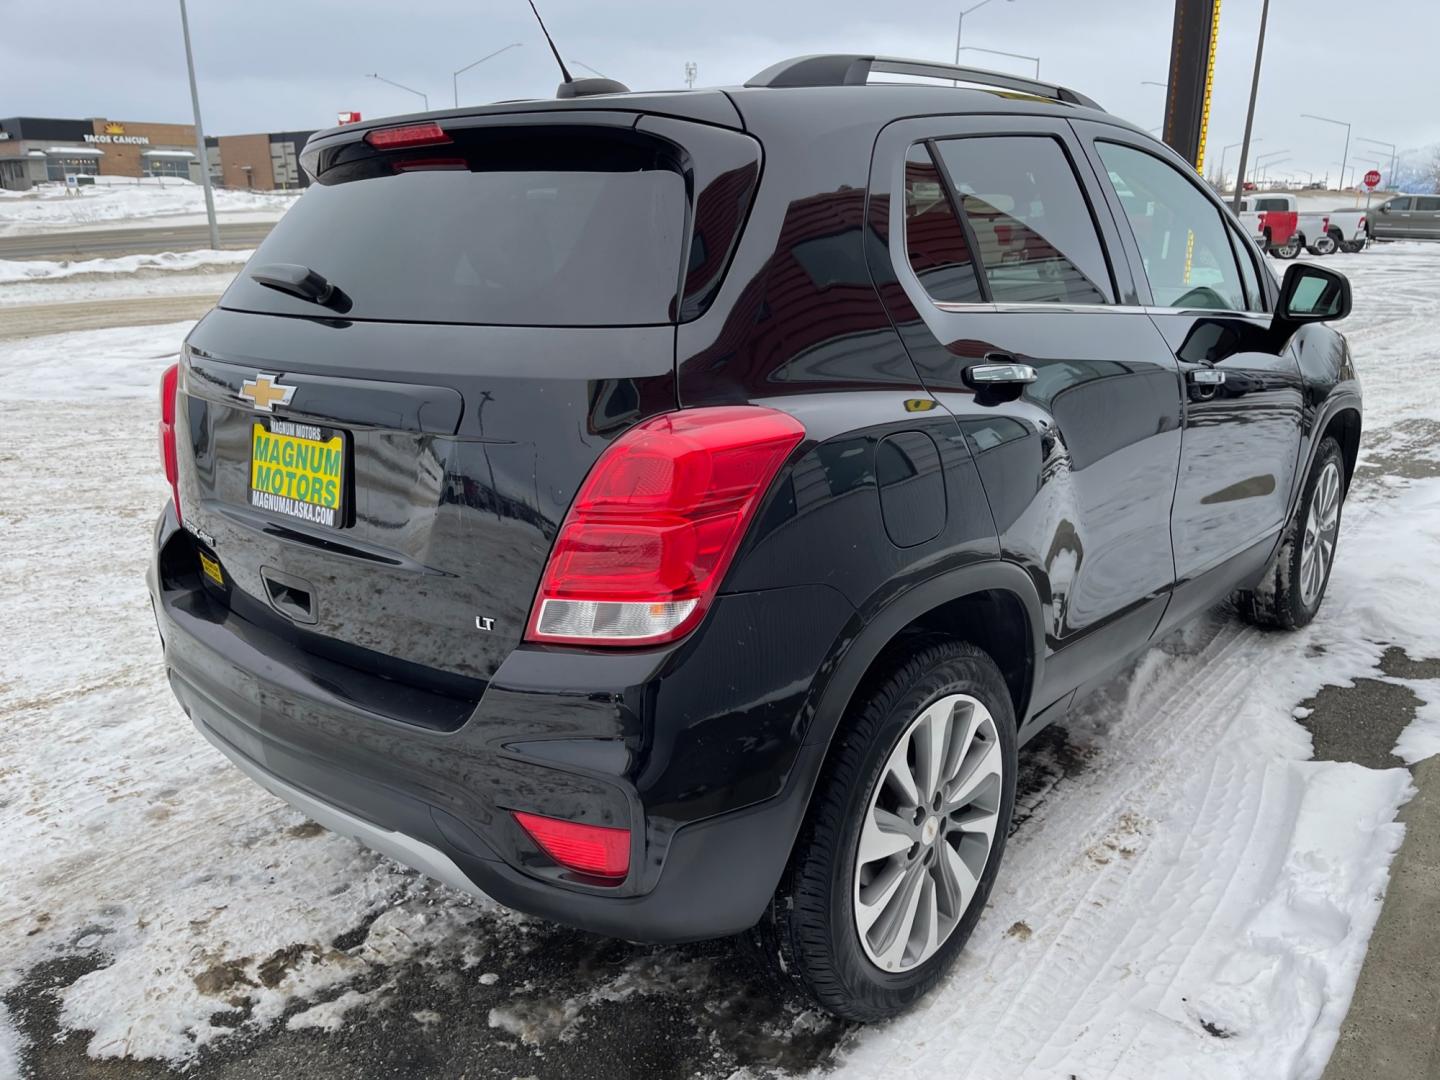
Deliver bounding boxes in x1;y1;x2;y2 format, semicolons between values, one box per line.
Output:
513;811;630;882
159;362;182;523
525;406;805;646
364;122;451;150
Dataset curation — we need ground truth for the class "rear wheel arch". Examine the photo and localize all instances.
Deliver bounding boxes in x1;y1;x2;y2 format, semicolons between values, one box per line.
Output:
808;562;1044;761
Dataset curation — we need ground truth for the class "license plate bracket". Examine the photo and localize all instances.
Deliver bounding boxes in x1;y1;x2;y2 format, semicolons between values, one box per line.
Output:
248;418;348;529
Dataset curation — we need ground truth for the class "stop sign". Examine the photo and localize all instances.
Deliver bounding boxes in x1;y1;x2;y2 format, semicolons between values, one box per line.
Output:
1364;169;1381;189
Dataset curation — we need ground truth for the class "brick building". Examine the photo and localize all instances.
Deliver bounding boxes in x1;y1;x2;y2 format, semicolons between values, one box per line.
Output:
206;130;314;191
0;116;316;192
0;117;204;189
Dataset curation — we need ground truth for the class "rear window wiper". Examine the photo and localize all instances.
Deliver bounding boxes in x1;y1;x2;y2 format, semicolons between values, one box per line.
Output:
249;263;352;313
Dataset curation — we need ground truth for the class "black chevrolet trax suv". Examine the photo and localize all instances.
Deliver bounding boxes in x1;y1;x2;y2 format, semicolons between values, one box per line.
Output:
149;55;1361;1020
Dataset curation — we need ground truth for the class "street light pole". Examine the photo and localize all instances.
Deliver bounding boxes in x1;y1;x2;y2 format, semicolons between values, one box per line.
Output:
954;0;1014;65
177;0;219;250
1356;136;1397;189
452;43;522;107
1301;112;1351;191
956;45;1040;78
367;73;429;112
1231;0;1270;214
1218;137;1261;192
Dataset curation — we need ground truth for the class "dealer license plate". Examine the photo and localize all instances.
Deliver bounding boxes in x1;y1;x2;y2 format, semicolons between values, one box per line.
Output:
248;419;347;529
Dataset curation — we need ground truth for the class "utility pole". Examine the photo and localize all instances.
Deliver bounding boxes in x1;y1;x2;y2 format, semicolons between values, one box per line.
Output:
684;61;697;89
178;0;219;249
1231;0;1269;214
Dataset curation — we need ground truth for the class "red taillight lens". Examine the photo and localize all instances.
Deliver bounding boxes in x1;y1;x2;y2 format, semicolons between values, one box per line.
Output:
159;362;182;524
525;406;805;646
364;122;451;150
513;811;630;882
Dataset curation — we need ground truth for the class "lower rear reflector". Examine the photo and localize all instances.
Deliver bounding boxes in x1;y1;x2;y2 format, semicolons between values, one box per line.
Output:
512;811;630;882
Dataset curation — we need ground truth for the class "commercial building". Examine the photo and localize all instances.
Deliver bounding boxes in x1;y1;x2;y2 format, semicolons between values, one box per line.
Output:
0;116;204;190
205;131;315;191
0;116;317;192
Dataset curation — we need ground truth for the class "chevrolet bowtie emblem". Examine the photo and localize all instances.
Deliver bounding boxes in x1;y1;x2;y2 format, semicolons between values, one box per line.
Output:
238;373;296;412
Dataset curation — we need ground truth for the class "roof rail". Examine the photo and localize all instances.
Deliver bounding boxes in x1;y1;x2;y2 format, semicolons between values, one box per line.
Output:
744;54;1104;111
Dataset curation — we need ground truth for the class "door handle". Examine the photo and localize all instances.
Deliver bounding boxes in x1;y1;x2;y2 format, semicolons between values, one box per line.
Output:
967;356;1038;386
1187;368;1226;387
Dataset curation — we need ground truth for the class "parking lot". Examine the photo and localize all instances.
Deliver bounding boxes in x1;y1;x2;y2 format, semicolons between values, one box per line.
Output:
0;239;1436;1079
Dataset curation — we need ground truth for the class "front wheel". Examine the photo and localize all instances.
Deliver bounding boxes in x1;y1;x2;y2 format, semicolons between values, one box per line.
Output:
752;640;1017;1021
1236;437;1345;629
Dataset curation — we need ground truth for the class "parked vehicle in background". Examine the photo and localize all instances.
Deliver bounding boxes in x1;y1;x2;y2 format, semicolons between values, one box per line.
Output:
1235;194;1374;256
1324;208;1370;253
1235;194;1301;258
148;54;1362;1022
1370;195;1440;240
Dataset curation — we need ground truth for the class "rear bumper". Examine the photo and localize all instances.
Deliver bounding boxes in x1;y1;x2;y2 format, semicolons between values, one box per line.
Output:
148;505;850;943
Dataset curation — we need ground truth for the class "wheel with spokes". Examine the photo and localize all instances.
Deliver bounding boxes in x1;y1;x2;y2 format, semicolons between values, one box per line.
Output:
1237;436;1346;629
752;640;1017;1021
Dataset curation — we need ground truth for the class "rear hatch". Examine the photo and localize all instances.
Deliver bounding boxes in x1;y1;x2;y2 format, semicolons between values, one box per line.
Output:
177;110;760;699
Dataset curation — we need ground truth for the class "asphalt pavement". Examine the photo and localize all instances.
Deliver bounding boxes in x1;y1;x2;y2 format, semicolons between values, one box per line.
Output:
0;222;274;260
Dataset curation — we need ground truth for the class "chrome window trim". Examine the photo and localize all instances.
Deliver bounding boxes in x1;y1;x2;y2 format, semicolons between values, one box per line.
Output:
933;299;1273;320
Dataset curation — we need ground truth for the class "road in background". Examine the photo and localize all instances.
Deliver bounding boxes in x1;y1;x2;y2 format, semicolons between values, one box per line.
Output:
0;223;274;260
0;294;223;342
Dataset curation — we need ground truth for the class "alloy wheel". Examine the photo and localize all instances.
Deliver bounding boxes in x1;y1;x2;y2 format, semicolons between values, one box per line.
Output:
1299;460;1341;608
853;693;1004;972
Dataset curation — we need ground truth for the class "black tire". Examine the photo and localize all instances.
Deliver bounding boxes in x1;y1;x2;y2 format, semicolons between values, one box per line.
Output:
1236;437;1346;629
751;640;1017;1021
1272;236;1301;260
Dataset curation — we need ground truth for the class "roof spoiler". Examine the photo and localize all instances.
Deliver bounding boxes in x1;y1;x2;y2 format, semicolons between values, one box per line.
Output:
745;54;1103;111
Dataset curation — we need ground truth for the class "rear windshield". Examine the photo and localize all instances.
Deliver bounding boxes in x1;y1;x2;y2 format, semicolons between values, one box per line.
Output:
223;127;687;326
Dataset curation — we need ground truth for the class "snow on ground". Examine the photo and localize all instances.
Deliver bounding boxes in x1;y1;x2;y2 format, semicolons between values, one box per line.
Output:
0;250;250;285
0;251;249;308
0;243;1439;1078
0;177;296;236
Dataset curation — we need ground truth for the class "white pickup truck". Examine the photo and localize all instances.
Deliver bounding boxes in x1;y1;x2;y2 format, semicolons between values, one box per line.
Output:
1234;194;1367;256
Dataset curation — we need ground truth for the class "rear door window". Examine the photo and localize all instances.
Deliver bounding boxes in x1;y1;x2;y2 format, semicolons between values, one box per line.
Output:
222;127;687;326
930;136;1114;305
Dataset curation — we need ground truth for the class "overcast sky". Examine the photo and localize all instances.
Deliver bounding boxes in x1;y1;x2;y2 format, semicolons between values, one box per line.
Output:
3;0;1436;186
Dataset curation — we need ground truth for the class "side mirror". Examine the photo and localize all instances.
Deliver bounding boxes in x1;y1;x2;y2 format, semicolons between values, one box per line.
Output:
1277;262;1350;324
1379;204;1391;214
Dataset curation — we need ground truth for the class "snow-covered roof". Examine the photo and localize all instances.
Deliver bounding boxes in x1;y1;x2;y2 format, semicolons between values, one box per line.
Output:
141;149;196;159
44;146;104;157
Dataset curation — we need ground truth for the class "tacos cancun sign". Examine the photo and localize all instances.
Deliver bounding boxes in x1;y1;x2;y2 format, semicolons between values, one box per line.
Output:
84;123;150;146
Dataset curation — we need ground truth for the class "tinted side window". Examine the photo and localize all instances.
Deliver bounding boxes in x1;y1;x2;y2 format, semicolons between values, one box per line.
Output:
932;136;1113;305
903;145;983;304
1226;226;1266;313
1386;198;1413;211
1415;197;1440;212
1096;141;1247;312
